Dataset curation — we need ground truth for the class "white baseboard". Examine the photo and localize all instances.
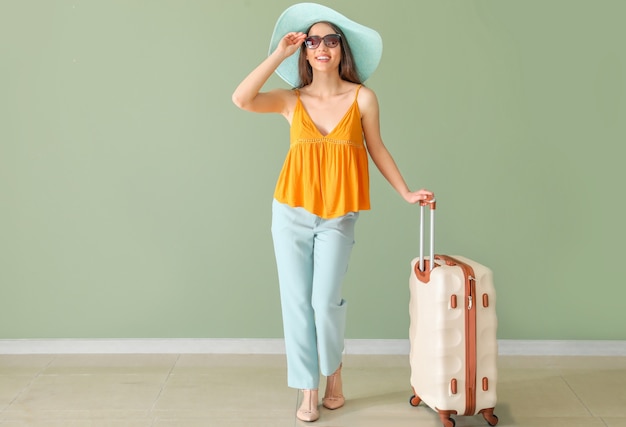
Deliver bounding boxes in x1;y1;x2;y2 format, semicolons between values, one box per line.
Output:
0;338;625;356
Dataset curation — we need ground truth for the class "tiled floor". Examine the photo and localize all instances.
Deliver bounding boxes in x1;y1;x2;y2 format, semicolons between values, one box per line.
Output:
0;353;625;426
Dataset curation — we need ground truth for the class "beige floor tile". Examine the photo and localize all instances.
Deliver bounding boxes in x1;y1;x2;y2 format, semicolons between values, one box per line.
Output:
313;404;442;426
153;417;295;427
0;355;55;376
2;409;153;422
153;368;293;418
563;369;626;417
173;353;286;371
44;354;179;375
1;354;625;426
4;372;164;420
309;412;442;427
492;417;606;427
0;421;153;427
498;371;591;418
0;375;33;411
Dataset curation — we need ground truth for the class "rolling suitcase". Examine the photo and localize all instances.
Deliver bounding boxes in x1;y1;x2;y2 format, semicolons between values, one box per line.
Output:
408;199;499;427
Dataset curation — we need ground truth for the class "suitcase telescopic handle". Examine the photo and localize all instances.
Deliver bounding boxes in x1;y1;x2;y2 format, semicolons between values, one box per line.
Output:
418;198;436;272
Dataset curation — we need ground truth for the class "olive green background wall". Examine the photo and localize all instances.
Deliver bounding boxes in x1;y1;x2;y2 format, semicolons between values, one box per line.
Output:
1;0;624;341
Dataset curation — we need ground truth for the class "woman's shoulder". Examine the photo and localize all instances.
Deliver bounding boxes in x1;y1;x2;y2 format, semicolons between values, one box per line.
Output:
346;81;374;97
356;85;378;109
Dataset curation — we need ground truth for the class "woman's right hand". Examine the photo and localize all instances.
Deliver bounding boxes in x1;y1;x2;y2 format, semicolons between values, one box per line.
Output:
277;32;307;58
403;189;435;205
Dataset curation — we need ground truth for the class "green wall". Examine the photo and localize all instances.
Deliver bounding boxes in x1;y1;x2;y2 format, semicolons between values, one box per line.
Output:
1;0;624;340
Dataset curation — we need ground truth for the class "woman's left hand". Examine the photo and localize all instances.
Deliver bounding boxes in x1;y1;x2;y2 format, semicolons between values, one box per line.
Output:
403;189;434;204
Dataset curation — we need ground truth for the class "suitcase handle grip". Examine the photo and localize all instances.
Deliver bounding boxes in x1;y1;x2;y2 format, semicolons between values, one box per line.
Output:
419;197;437;209
418;198;436;272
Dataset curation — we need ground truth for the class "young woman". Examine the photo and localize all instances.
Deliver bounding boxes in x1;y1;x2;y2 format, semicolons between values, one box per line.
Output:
232;3;433;422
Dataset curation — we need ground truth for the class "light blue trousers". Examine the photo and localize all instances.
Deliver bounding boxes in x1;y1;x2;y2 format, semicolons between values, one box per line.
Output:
271;199;358;390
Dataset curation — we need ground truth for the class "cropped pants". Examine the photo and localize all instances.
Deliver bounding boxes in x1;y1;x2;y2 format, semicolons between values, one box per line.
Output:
271;199;358;390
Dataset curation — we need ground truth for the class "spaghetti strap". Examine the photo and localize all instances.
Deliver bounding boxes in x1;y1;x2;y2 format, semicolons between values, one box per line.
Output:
355;84;362;99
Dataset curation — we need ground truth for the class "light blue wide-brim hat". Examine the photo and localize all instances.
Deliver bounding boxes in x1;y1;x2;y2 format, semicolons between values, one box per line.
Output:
268;2;383;87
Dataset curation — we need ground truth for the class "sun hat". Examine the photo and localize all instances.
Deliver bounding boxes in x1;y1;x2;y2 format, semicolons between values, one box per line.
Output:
268;2;383;87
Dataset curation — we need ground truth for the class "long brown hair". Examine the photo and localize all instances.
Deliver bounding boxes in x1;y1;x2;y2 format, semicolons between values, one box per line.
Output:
296;21;362;88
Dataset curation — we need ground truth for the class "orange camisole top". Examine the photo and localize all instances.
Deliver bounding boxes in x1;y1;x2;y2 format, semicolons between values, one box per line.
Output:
273;85;370;219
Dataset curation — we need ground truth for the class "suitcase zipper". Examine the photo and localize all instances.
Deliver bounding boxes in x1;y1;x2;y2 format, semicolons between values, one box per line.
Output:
437;255;478;416
465;272;477;416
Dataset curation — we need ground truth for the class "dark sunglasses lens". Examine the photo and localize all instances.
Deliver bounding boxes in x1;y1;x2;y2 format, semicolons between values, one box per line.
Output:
324;35;340;47
305;36;321;49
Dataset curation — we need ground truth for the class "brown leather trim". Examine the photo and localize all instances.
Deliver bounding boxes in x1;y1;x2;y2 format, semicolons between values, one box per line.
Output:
420;198;437;210
414;259;440;283
482;293;489;308
482;377;489;391
451;294;457;309
451;378;458;394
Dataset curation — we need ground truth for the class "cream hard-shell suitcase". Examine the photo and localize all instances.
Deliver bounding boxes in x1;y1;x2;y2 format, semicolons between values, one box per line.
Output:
408;199;498;427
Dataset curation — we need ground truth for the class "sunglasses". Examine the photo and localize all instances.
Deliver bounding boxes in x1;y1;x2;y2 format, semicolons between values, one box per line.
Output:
304;34;341;49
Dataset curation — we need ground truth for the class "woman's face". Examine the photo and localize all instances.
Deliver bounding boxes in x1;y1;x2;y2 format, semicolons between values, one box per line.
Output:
305;22;342;75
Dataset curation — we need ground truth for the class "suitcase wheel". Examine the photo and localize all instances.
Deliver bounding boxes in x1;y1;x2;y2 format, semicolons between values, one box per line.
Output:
483;412;499;426
437;411;456;427
441;417;455;427
408;394;421;407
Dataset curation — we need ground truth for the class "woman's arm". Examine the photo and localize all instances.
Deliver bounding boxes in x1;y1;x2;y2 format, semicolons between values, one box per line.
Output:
232;32;307;114
359;87;433;204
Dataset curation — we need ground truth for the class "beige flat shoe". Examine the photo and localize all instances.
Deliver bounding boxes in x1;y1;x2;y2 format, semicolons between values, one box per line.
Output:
297;389;320;422
323;364;345;410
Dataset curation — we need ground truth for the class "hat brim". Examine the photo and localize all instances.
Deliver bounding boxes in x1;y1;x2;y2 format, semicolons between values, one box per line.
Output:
268;2;383;87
